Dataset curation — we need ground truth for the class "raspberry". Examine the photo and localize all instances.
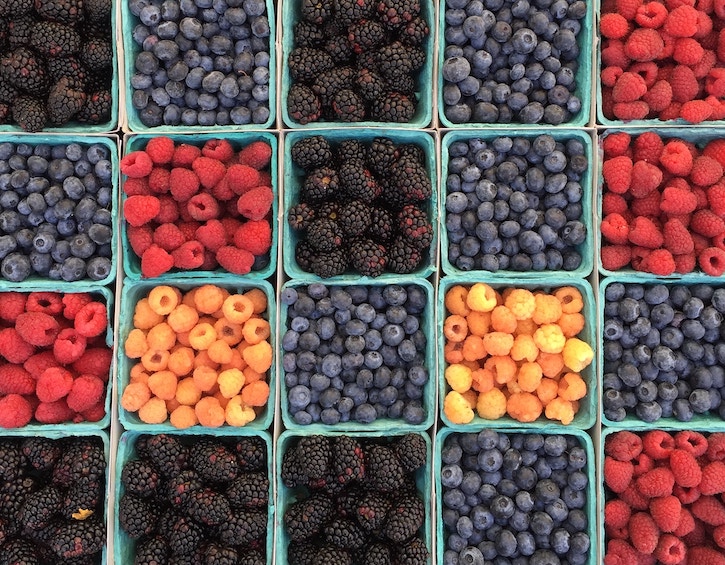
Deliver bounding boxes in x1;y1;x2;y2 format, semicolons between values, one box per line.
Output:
0;292;26;322
62;293;93;320
675;485;701;506
74;302;106;338
708;433;725;460
692;155;724;186
236;186;273;221
72;348;112;379
683;519;708;545
212;177;234;201
24;351;59;376
35;399;74;424
156;197;180;224
196;220;227;252
637;467;675;497
691;209;725;236
628;512;659;554
636;1;669;27
179;221;201;242
171;240;205;269
617;0;644;19
124;177;151;196
700;461;725;494
603;155;634;194
700;246;725;274
602;245;633;270
601;13;631;38
66;374;104;413
612;101;650;120
125;195;161;228
226;164;261;195
649;495;681;532
0;394;32;428
688;546;725;565
670;65;700;102
643;80;674;111
602;66;624;87
187;193;220;222
659;101;683;120
15;311;59;347
605;499;632;529
148;168;171;194
642;430;675;459
625;28;665;60
233;220;272;256
706;68;725;96
642;248;677;275
630;160;663;197
53;328;87;364
621;483;650;510
128;225;154;257
141;245;174;278
604;539;639;565
704;138;725;166
238;141;272;170
603;132;632;157
660;140;694;174
663;218;695;254
628;216;664;248
653;534;686;565
144;137;175;164
602;213;630;244
121;151;154;178
692;495;725;525
613;72;648;102
708;183;725;216
169;168;201;202
0;364;34;395
631;451;655;476
605;457;635;493
664;4;699;37
172;144;202;168
673;507;695;536
661;185;699;214
36;367;73;403
632;132;664;163
153;223;186;252
202;139;234;162
192;157;226;189
606;431;644;461
26;292;62;315
215;246;255;275
681;99;714;122
603;193;630;215
669;449;702;489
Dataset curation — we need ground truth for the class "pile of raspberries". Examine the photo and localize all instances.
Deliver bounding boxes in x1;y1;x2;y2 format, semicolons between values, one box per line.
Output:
0;291;111;428
604;430;725;565
601;131;725;276
600;0;725;123
121;137;274;278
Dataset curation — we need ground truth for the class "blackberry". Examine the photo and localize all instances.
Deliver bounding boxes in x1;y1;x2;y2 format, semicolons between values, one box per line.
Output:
18;485;62;530
289;47;335;83
0;104;11;124
47;77;86;125
61;477;102;520
225;472;269;509
50;517;106;559
317;201;341;221
371;91;416;122
76;88;111;124
295;21;326;47
301;0;334;24
365;445;405;492
121;459;161;499
340;200;372;237
30;22;81;57
292;136;333;170
337;139;367;164
80;39;112;72
356;68;386;102
134;536;169;565
218;509;267;545
350;238;387;277
398;204;432;250
307;218;343;252
398;143;425;163
334;0;374;26
363;542;392;565
233;436;267;472
0;477;36;520
311;248;348;277
289;202;316;231
312;66;355;106
348;20;386;53
288;84;322;125
316;545;353;565
0;440;23;481
0;0;33;17
288;542;319;565
46;56;88;89
166;469;203;506
397;537;429;565
0;539;39;565
189;440;238;484
387;237;422;273
119;493;158;539
324;518;366;550
385;72;415;94
167;515;203;557
1;48;49;95
296;436;331;480
377;42;424;78
52;439;105;488
383;493;425;542
325;35;354;63
332;88;366;121
182;488;231;526
237;549;266;565
393;434;427;472
11;96;47;132
295;241;316;272
0;81;19;104
284;492;334;542
83;0;111;24
281;445;307;488
392;155;431;201
400;17;429;45
205;543;237;565
355;492;390;532
302;166;340;202
367;137;399;175
141;435;188;479
339;161;380;202
376;0;421;27
35;0;84;24
7;17;34;48
367;207;395;241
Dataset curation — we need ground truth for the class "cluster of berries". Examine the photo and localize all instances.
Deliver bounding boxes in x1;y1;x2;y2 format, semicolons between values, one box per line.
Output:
601;131;725;276
600;0;725;122
442;283;593;426
121;137;274;278
281;283;430;426
122;284;272;429
602;282;725;424
288;135;433;278
282;434;429;565
119;434;268;565
441;431;591;565
0;141;114;283
0;0;114;131
0;291;110;428
0;436;106;562
286;0;429;124
604;430;725;565
128;0;271;126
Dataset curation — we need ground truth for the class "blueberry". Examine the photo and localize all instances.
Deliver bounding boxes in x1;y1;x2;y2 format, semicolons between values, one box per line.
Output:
1;253;31;282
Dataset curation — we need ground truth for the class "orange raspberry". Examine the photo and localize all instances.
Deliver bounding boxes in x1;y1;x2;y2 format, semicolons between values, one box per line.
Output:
483;332;514;356
242;366;262;384
148;370;178;401
444;342;464;364
167;304;199;333
222;349;245;372
461;389;478;409
170;405;198;429
242;317;270;345
175;377;202;405
476;388;507;420
167;346;195;377
121;381;151;412
445;285;471;316
222;294;254;324
507;392;543;423
194;284;226;314
554;287;584;313
208;340;234;364
485;355;517;384
462;335;487;362
518;362;543;392
138;397;168;424
545;397;576;424
538;351;565;378
532;294;563;325
558;312;586;337
466;311;491;337
242;341;272;373
510;334;539;362
515;318;538;336
125;329;149;359
491;306;518;333
141;349;170;372
244;288;268;314
195;396;225;427
194;350;219;369
558;372;588;401
188;323;217;350
242;380;270;407
444;315;468;342
146;323;176;351
471;368;494;393
133;298;164;329
130;364;149;384
537;378;560;405
214;319;244;346
193;366;218;392
147;286;180;316
504;289;536;320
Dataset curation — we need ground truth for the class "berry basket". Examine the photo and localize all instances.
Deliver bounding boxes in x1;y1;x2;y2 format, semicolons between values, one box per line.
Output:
114;429;274;565
0;284;114;432
275;429;432;565
280;0;434;128
120;131;278;282
599;275;725;429
598;128;725;280
0;134;118;287
440;129;594;278
282;128;439;281
438;275;597;430
437;0;593;128
279;277;436;432
436;426;596;565
121;0;276;131
117;277;276;432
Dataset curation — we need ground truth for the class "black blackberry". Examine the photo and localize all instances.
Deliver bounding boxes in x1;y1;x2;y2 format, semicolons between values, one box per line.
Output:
7;17;34;47
53;438;106;488
167;515;203;557
350;238;387;276
385;72;415;94
17;485;61;530
204;543;237;565
30;21;81;57
80;39;112;72
166;469;203;507
76;88;111;124
281;445;307;488
335;487;363;519
288;542;319;565
1;47;48;95
289;47;335;83
0;476;36;521
386;237;421;273
134;536;169;565
83;0;112;23
0;0;33;17
288;203;316;231
339;200;372;237
217;509;267;545
47;77;86;125
237;549;266;565
324;518;366;550
397;537;429;564
337;139;367;164
365;445;405;492
367;137;399;175
398;143;425;163
377;42;423;78
393;434;427;473
317;544;353;565
310;248;348;278
225;472;269;509
182;488;231;526
324;35;354;63
376;0;421;27
189;440;238;484
356;68;386;102
0;440;23;481
302;166;340;202
398;204;432;250
301;0;333;24
295;241;316;272
11;96;47;132
355;492;390;532
371;91;416;122
61;477;102;520
50;517;105;559
121;459;161;499
35;0;84;24
317;200;341;221
307;218;343;252
0;539;39;565
292;136;333;170
332;88;366;121
284;492;334;542
383;493;425;542
312;66;355;107
367;207;395;241
334;0;374;26
400;17;429;45
295;21;326;46
348;20;386;53
0;81;19;104
362;542;392;565
339;161;380;202
141;435;188;479
296;436;331;480
356;50;379;71
119;493;159;539
288;84;321;125
45;56;88;90
392;155;431;201
0;104;10;124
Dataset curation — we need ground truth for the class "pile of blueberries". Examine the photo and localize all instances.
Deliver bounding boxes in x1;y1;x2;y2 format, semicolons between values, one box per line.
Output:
445;134;587;273
440;431;591;565
128;0;272;127
281;283;430;426
0;142;114;283
441;0;586;124
603;282;725;423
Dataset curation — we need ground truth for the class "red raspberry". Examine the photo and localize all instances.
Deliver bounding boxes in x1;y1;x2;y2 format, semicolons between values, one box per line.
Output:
621;483;651;510
123;177;151;196
602;245;633;270
691;47;717;77
120;151;153;178
0;365;34;395
236;186;273;221
233;220;272;256
670;448;702;487
603;193;629;215
238;140;272;170
674;485;701;506
200;249;218;270
212;177;235;201
708;433;725;460
61;293;92;320
192;156;226;189
630;61;659;87
202;139;234;162
669;65;700;103
0;394;32;428
15;311;59;347
604;539;639;565
628;512;659;554
703;138;725;166
215;245;254;275
706;67;725;96
681;99;714;122
128;225;154;257
683;519;708;546
659;101;683;120
649;495;681;532
66;374;105;413
613;101;650;120
0;292;26;323
141;244;174;278
636;1;669;27
660;139;694;174
606;431;644;461
673;507;695;536
701;246;725;275
707;183;725;217
715;524;725;548
221;217;242;240
172;143;202;168
36;366;73;402
602;213;630;244
169;168;200;202
603;39;631;67
605;522;629;540
23;351;58;375
616;0;644;16
80;402;105;423
53;328;87;364
226;164;261;195
148;167;171;194
628;216;664;248
603;155;634;194
196;220;227;252
72;348;112;380
605;456;635;493
693;231;711;252
630;160;663;197
674;36;706;65
124;195;161;228
613;72;649;103
692;495;725;525
605;499;632;529
653;534;686;565
603;132;632;157
637;467;675;497
153;223;186;252
602;66;624;87
691;155;723;185
660;185;698;214
74;302;107;338
171;240;205;270
633;132;664;162
625;28;665;60
695;8;713;35
35;399;73;424
675;429;708;455
692;208;725;236
187;193;220;222
699;461;725;494
601;13;631;38
689;546;725;565
145;137;175;164
718;27;725;58
643;248;677;275
26;291;62;315
602;87;616;118
632;451;655;476
663;218;695;254
664;4;699;36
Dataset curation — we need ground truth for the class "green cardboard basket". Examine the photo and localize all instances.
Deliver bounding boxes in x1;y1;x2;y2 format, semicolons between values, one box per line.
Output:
440;129;594;278
121;132;278;281
117;277;276;432
599;275;725;428
279;277;436;432
275;429;432;564
0;134;118;287
121;0;275;131
280;0;434;128
436;426;596;565
438;275;597;430
438;0;593;127
282;129;439;281
114;429;274;565
598;127;725;280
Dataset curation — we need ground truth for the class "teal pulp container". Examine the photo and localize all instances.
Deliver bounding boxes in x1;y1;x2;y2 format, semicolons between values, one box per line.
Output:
0;134;118;287
437;426;596;565
438;275;597;430
275;429;432;564
438;0;593;127
121;132;278;281
114;429;274;565
440;129;594;278
117;277;276;432
279;277;436;432
280;0;434;128
282;129;438;281
121;0;275;131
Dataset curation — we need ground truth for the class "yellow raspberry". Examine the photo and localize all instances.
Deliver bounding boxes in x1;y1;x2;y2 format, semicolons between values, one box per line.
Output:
545;397;576;425
507;392;543;423
141;349;169;373
491;306;518;333
218;368;245;398
444;391;475;424
133;298;164;330
214;319;243;346
476;388;507;420
244;288;268;314
483;332;514;356
147;286;180;316
208;339;234;364
146;322;176;351
242;317;270;345
225;395;256;426
445;285;471;316
445;364;473;393
175;377;202;406
148;370;178;401
167;304;199;333
194;284;226;314
167;346;195;377
533;324;566;354
242;341;272;373
532;294;562;325
466;283;498;312
504;289;536;320
138;396;168;424
170;405;198;429
510;334;538;363
517;362;543;393
554;286;584;313
558;372;587;401
188;323;217;350
222;294;254;324
444;315;468;343
125;329;148;359
121;381;151;412
562;338;594;372
484;355;517;385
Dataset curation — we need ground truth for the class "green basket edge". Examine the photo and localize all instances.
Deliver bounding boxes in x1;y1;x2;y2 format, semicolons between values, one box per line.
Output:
117;277;276;432
438;274;598;430
438;128;594;278
120;131;279;281
278;277;437;432
281;128;439;281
